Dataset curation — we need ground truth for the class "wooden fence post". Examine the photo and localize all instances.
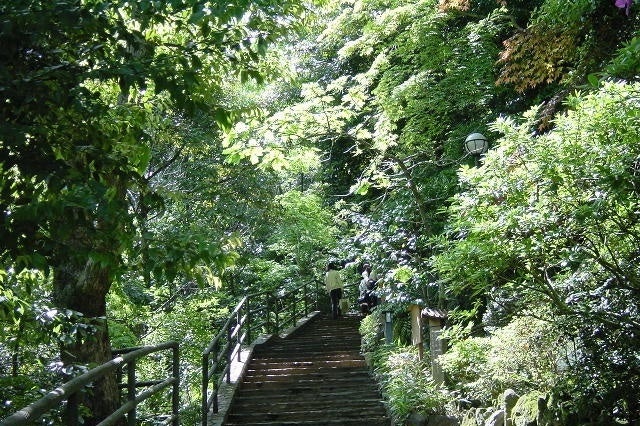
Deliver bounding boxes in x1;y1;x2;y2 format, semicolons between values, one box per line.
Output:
409;304;424;361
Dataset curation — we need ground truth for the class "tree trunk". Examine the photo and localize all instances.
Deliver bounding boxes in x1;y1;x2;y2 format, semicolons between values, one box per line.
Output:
390;155;431;234
53;258;120;425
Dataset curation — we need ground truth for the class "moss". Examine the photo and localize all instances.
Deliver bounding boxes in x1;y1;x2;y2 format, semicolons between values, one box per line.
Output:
512;391;545;426
460;409;478;426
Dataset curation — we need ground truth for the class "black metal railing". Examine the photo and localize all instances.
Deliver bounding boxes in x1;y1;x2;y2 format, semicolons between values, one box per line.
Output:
201;280;320;425
2;280;322;426
2;341;180;426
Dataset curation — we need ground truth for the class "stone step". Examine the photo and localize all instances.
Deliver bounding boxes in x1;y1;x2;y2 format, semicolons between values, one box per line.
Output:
239;376;375;390
259;338;361;345
263;336;361;344
221;314;389;426
225;406;388;423
231;388;383;402
229;397;385;411
224;417;390;426
245;366;369;380
250;352;364;363
241;373;372;382
233;388;383;401
247;359;366;370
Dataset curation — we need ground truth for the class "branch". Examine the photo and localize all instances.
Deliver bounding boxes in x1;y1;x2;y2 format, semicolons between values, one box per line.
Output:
389;155;431;234
146;147;184;181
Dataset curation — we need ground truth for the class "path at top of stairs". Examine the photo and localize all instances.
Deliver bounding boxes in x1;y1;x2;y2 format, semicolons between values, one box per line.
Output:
222;313;390;426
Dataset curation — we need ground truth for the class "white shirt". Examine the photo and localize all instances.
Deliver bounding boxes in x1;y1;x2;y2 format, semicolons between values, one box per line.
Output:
324;269;343;292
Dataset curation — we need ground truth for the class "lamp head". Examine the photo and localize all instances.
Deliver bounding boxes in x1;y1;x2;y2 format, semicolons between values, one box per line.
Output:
464;133;489;155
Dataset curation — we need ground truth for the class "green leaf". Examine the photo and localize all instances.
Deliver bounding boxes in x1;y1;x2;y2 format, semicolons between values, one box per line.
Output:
349;180;371;195
587;73;600;88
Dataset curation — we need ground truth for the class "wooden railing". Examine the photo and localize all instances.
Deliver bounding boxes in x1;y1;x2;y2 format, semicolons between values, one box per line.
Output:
201;280;320;425
1;341;180;426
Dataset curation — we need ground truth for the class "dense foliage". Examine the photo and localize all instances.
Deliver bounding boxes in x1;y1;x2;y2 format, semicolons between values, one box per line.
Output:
437;82;640;422
256;0;639;424
2;0;639;424
0;0;311;421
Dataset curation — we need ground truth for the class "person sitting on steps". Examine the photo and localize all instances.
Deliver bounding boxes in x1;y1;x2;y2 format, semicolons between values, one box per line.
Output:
358;263;379;315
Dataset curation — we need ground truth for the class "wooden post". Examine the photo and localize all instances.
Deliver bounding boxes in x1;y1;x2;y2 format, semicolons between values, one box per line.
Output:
409;304;424;361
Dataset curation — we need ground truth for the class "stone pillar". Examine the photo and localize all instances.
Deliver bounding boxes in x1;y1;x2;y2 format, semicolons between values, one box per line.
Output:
428;318;445;385
384;310;393;344
502;389;519;426
421;307;447;386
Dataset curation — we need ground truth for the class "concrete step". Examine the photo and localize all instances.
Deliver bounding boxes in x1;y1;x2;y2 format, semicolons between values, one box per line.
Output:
222;314;389;426
224;418;390;426
226;406;388;423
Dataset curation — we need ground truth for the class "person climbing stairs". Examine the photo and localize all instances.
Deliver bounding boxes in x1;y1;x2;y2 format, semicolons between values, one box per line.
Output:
222;313;390;425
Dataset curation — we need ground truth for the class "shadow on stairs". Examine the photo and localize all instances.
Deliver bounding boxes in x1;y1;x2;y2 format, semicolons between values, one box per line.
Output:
217;313;390;426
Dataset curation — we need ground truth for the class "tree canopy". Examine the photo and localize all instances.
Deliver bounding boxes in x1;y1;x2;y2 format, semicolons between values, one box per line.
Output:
2;0;640;423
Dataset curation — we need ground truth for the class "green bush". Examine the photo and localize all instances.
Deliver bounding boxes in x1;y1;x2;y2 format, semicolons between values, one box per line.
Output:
373;345;451;423
438;335;491;401
359;312;383;353
108;320;139;349
439;316;565;404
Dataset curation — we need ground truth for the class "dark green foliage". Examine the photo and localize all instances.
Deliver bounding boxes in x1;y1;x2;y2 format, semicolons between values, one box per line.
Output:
1;0;309;419
436;83;640;422
2;0;640;422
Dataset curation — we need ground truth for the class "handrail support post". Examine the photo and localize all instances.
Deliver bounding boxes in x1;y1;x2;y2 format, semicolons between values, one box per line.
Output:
127;360;137;426
172;345;180;426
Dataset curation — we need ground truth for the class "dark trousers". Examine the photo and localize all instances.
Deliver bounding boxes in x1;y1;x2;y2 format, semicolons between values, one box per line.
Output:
330;288;343;319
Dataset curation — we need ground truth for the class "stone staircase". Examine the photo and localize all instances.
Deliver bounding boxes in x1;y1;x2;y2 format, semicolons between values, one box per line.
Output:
222;314;390;426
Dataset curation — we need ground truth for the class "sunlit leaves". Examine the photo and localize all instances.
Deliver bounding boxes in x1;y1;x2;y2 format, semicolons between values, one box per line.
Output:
349;179;371;195
436;82;640;421
605;36;640;80
392;265;414;283
497;25;579;92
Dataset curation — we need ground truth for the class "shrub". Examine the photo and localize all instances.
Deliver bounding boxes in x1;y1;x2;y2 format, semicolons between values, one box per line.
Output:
440;316;565;403
359;312;383;353
373;345;451;423
438;335;492;401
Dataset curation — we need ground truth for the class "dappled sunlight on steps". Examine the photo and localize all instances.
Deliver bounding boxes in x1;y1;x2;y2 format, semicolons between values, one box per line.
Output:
221;313;390;426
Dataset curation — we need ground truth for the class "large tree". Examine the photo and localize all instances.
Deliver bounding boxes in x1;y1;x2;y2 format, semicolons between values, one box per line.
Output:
0;0;305;421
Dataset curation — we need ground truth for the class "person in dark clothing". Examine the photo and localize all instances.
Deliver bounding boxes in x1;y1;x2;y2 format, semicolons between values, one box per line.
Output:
358;263;379;315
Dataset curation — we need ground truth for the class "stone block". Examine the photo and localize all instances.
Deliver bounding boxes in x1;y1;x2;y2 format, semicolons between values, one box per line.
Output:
461;409;478;426
484;409;505;426
427;414;460;426
512;391;544;426
502;389;519;426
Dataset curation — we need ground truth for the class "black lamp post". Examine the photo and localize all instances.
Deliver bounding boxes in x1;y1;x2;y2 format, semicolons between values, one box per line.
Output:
464;132;489;165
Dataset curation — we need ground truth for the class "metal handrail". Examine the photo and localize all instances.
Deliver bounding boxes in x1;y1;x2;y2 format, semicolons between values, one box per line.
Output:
1;341;180;426
201;280;320;425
